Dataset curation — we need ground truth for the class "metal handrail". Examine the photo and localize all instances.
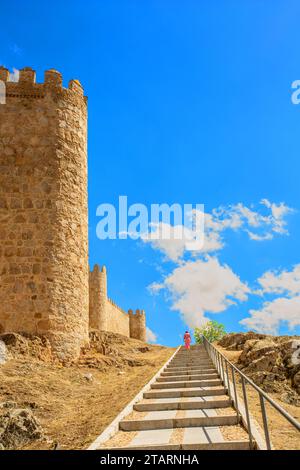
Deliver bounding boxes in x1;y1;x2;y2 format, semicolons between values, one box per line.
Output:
202;335;300;450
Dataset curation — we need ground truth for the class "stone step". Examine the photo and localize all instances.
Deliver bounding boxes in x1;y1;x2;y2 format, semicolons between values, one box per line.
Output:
171;354;210;358
173;356;209;361
165;366;215;373
167;365;214;370
111;441;251;451
134;398;232;412
173;358;210;362
169;362;213;367
169;360;213;364
119;414;239;431
161;369;216;376
151;379;223;389
171;354;210;362
157;374;219;382
144;387;227;399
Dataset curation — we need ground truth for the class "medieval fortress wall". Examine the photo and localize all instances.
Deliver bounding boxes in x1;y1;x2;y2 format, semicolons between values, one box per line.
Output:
0;66;146;360
89;264;146;341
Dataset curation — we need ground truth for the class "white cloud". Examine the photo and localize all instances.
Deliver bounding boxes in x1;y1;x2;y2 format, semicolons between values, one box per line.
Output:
142;220;222;262
142;200;295;334
260;199;293;234
240;296;300;334
246;230;273;241
257;264;300;296
148;281;164;293
241;264;300;334
142;223;191;262
141;201;293;262
158;257;250;329
146;327;157;343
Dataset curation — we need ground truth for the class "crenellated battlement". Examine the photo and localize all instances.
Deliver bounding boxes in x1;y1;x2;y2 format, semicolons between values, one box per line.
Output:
0;65;89;361
0;64;148;360
107;298;128;316
89;264;147;341
0;66;86;102
128;309;146;342
129;309;146;317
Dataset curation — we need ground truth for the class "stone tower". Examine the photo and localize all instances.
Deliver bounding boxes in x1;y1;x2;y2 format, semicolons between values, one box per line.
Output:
89;264;107;331
0;67;89;360
129;309;146;342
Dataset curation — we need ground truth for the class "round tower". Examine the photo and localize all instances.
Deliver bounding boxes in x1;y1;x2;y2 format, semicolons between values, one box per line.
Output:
89;264;107;331
129;309;146;342
0;67;89;360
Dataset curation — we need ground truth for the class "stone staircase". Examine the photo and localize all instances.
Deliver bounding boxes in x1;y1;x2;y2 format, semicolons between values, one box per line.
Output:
98;345;252;450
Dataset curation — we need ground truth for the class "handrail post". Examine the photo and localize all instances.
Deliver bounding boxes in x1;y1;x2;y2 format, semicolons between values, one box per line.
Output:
215;349;220;375
225;359;232;400
231;364;240;422
241;376;253;450
213;346;217;369
221;355;226;389
259;395;271;450
217;350;222;377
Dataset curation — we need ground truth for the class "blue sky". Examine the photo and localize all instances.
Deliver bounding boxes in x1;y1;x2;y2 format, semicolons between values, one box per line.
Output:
1;1;300;345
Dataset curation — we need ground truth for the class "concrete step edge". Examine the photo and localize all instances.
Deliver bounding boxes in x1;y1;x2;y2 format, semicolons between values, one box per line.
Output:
151;380;223;389
106;440;251;451
133;399;232;411
157;375;219;382
119;415;239;431
143;389;227;398
162;369;216;374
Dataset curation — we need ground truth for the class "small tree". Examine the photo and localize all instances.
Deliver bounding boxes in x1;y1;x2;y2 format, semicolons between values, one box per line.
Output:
194;320;226;344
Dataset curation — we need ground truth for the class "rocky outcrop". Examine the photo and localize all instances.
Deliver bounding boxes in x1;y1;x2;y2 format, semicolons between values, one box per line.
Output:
0;402;43;450
0;341;6;365
0;332;54;363
218;332;300;405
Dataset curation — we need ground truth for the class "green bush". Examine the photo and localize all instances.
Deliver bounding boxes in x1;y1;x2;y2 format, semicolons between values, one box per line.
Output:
194;321;226;344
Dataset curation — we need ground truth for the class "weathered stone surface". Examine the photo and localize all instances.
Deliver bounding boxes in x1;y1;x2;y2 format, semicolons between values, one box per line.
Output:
218;331;266;350
0;66;148;361
0;331;54;362
219;333;300;402
0;69;89;361
0;404;43;449
89;264;146;341
0;340;7;364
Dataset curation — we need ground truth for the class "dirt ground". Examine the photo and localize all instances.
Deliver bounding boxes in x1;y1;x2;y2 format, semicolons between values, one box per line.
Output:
216;345;300;450
0;332;174;450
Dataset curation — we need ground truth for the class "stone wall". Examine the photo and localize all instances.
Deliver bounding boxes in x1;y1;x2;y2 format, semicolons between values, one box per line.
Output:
106;299;130;337
129;309;146;342
0;65;147;358
0;67;89;361
89;265;107;331
89;264;146;340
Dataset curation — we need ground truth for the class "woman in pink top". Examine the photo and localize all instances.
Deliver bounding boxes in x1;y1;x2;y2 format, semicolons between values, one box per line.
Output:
184;330;191;350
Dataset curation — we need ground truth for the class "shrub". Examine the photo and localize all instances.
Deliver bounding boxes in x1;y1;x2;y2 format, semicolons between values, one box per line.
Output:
194;321;226;344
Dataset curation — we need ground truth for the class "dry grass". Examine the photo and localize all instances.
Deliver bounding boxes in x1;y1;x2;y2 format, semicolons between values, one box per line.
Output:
216;345;300;450
98;430;138;449
220;425;249;442
0;334;174;450
123;410;147;421
215;406;236;416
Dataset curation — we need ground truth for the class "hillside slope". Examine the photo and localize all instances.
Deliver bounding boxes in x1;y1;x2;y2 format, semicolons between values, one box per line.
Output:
216;332;300;450
218;332;300;403
0;331;174;450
